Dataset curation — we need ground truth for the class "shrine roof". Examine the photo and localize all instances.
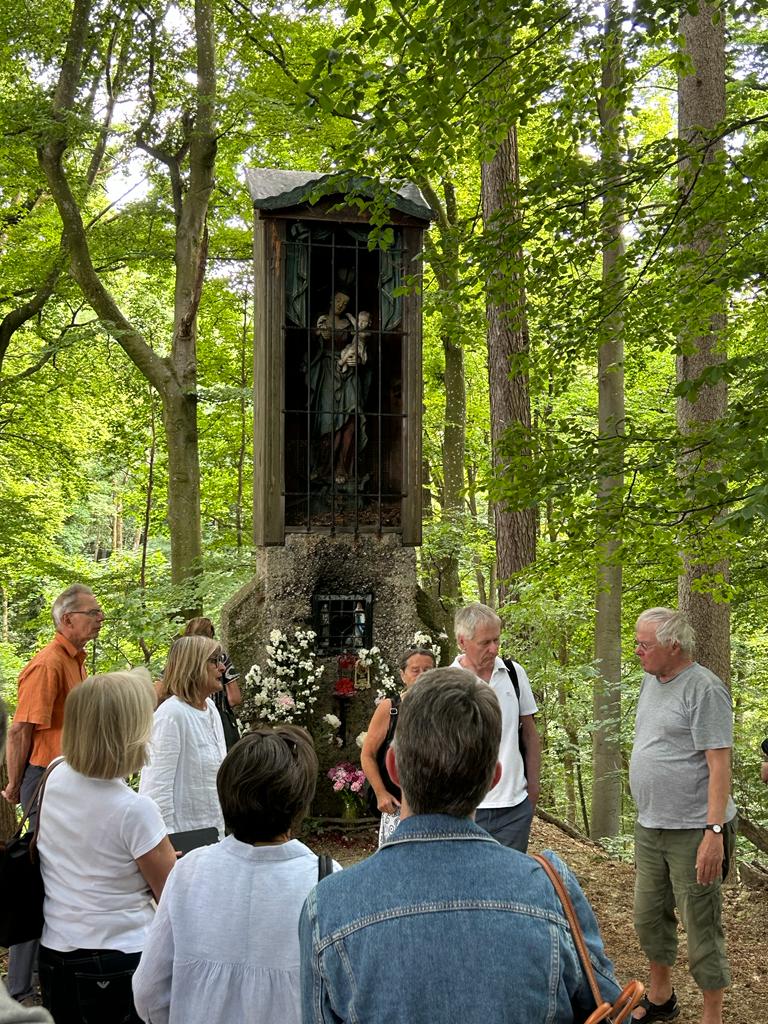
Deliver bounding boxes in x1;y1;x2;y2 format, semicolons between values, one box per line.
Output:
244;168;434;222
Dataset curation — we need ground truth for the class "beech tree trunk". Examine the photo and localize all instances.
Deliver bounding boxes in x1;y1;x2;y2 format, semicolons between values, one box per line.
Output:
37;0;216;591
676;2;730;685
418;178;465;624
481;126;536;600
591;0;626;841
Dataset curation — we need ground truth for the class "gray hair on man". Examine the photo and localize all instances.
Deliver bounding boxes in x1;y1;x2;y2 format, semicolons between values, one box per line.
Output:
636;608;696;656
52;584;96;627
393;667;501;819
454;602;501;644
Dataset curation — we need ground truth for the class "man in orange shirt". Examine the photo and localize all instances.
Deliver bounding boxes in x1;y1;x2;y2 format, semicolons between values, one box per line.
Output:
2;583;104;1005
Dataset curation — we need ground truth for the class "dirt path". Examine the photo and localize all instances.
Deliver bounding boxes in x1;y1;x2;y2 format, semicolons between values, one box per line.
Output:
309;817;768;1024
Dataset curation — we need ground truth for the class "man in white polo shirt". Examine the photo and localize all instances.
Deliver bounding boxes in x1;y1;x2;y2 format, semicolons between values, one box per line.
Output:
452;602;540;851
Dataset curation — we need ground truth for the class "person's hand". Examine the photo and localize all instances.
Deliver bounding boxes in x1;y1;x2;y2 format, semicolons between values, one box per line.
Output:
696;830;725;885
377;793;401;815
761;761;768;785
1;783;20;806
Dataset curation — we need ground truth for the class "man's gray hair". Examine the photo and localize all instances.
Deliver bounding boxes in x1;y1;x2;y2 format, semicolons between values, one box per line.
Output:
637;608;696;656
454;602;501;643
393;667;501;818
52;584;95;627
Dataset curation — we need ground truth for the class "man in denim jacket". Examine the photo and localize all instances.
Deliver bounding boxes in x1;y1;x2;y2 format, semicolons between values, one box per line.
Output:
300;668;620;1024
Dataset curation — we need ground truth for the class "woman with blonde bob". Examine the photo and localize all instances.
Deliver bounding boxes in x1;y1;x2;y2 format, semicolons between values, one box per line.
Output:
139;635;227;838
133;726;339;1024
36;670;176;1024
183;616;242;749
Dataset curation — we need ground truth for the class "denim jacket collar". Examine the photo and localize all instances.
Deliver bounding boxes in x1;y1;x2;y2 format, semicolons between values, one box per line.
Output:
381;812;500;846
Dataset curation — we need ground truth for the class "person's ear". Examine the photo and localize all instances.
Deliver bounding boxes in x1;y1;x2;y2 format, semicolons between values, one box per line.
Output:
489;761;502;791
385;745;400;785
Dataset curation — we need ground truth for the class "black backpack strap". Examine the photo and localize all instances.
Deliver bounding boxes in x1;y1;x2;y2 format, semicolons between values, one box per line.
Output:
502;658;521;702
502;658;527;781
317;854;333;881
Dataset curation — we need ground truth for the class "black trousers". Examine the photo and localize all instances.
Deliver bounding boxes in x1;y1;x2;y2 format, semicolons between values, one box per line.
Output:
39;945;142;1024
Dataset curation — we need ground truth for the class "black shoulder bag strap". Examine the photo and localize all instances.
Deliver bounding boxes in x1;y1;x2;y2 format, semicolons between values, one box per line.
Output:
317;854;333;881
502;657;527;781
385;693;401;744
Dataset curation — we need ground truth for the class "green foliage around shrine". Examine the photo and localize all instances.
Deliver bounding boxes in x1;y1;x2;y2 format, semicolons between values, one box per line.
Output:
1;0;768;839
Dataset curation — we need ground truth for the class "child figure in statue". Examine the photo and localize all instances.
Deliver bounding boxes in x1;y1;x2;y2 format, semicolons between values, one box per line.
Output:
307;292;372;485
337;310;371;372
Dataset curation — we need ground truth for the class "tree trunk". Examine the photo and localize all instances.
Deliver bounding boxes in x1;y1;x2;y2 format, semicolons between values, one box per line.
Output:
557;639;577;826
591;0;626;841
36;0;216;590
140;387;157;591
162;390;202;589
480;126;536;600
0;764;16;840
112;493;123;553
676;2;730;685
418;178;466;622
235;294;248;551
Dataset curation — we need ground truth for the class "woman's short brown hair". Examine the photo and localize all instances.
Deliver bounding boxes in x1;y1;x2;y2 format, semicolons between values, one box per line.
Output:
162;635;220;705
184;617;215;638
216;726;318;843
63;669;155;779
397;646;437;672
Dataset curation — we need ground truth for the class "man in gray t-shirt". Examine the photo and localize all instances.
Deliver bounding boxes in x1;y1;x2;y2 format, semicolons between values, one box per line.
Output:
629;608;735;1024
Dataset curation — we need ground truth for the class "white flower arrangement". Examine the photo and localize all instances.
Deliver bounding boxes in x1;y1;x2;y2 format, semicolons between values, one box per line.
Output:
412;630;444;667
355;731;367;749
241;627;324;725
355;645;398;700
322;712;344;747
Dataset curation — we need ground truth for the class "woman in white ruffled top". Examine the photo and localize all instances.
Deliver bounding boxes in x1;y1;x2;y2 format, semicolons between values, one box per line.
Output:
139;636;227;839
132;725;339;1024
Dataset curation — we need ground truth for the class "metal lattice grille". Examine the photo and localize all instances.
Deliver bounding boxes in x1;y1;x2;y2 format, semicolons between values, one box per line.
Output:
312;593;373;654
283;221;407;533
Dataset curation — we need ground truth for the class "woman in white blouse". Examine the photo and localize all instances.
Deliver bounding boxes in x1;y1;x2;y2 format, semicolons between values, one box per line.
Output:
133;725;339;1024
36;670;177;1024
139;636;226;838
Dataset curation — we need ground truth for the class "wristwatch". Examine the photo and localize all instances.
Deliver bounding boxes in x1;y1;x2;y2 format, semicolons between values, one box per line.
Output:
704;823;723;834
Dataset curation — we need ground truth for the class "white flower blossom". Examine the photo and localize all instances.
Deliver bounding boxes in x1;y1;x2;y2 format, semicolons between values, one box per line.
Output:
356;731;367;748
323;714;341;729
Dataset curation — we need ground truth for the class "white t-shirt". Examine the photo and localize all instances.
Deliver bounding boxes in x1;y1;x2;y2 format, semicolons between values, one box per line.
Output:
139;696;226;839
132;835;341;1024
37;762;167;953
452;655;537;809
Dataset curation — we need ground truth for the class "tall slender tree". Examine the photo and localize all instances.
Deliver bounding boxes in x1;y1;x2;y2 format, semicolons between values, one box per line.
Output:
591;0;627;840
676;1;729;684
481;127;537;600
418;177;467;623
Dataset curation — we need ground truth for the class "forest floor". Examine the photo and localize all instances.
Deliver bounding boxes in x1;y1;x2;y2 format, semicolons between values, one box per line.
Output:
2;816;763;1022
305;816;767;1024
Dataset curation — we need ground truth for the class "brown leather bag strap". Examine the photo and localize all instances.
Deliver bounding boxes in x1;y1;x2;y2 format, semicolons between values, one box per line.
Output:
532;853;645;1024
531;853;607;1010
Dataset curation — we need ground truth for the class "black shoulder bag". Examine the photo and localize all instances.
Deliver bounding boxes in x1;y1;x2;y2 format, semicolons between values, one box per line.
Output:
0;757;63;947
